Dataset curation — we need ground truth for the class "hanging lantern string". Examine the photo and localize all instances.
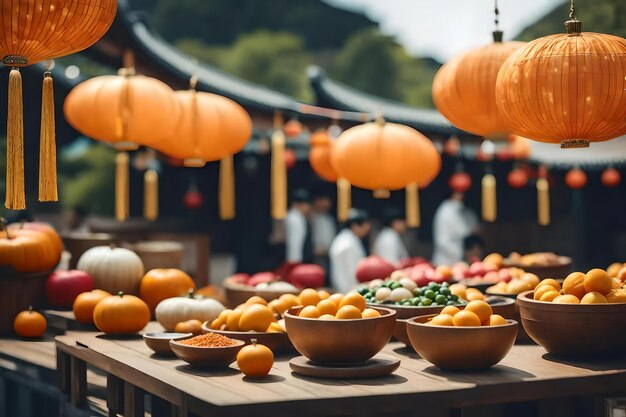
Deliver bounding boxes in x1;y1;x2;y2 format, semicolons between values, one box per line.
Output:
569;0;576;20
494;0;499;31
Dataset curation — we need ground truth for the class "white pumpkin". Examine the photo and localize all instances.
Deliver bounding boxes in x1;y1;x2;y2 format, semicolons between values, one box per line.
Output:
155;295;225;331
77;246;145;295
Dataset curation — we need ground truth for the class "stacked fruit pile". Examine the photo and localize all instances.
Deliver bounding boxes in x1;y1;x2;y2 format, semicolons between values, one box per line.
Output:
487;272;541;295
533;269;626;304
426;301;508;327
359;279;468;307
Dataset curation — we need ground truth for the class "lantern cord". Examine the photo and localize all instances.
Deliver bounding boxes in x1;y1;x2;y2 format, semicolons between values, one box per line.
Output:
219;155;236;220
481;174;497;223
569;0;575;20
39;71;58;202
143;169;158;221
5;68;25;210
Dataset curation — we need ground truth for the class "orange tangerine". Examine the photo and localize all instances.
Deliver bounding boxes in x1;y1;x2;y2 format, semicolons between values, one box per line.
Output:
245;295;268;306
335;305;362;319
339;292;366;312
318;290;331;300
562;272;586;299
465;300;493;324
316;299;338;316
521;273;540;288
234;303;247;311
580;291;608;304
534;285;557;300
327;293;344;308
612;278;623;290
465;288;484;301
430;314;454;326
238;304;275;332
299;306;321;319
299;288;322;306
209;318;223;330
535;278;561;292
452;310;481;327
268;299;288;315
362;308;381;318
226;309;244;331
539;290;560;302
441;305;461;316
618;267;626;283
606;290;626;303
488;314;507;326
279;293;300;308
319;314;336;320
553;294;580;304
449;283;467;300
266;322;284;333
607;262;623;278
584;269;612;295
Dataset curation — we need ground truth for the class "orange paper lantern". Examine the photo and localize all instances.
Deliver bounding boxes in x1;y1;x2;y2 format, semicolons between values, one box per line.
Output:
309;130;338;182
433;33;525;139
1;0;118;209
496;14;626;148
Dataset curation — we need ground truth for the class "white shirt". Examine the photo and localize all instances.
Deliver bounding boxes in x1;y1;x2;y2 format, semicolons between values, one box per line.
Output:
311;211;336;254
373;227;408;266
432;199;478;266
329;228;366;293
285;208;307;262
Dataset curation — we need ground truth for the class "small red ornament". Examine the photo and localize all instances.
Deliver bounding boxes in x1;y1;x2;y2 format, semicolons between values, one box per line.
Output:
601;168;621;188
283;119;303;138
284;148;296;170
507;168;528;189
444;136;460;157
184;188;203;209
449;172;472;193
565;168;587;190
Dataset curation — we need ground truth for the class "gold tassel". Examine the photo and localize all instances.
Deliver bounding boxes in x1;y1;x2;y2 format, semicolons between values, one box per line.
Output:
143;169;158;221
537;178;550;226
271;112;287;219
219;155;235;220
115;152;129;221
406;183;420;228
482;174;497;222
337;177;351;222
5;69;25;210
39;71;57;202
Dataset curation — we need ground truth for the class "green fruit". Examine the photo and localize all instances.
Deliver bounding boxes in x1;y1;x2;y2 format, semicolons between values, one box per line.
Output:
424;290;436;300
440;288;451;296
435;294;447;304
446;300;458;306
441;281;449;287
419;298;432;306
402;300;412;306
357;287;369;295
390;282;402;290
450;294;459;301
412;298;421;306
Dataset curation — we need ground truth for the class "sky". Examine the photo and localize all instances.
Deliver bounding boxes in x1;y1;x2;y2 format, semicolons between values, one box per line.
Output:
327;0;566;61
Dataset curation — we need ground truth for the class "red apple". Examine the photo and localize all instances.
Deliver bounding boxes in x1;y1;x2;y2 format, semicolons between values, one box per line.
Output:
469;262;487;277
228;273;250;285
355;256;396;283
288;264;325;288
248;272;276;287
46;270;94;307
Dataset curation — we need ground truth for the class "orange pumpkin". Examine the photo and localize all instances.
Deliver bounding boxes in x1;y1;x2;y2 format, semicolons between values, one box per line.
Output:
309;130;338;182
8;222;63;261
496;18;626;148
139;269;196;313
433;36;525;139
0;225;60;273
73;289;112;325
64;74;180;151
331;119;441;194
154;89;252;167
236;339;274;378
14;307;47;338
174;319;203;335
93;292;150;334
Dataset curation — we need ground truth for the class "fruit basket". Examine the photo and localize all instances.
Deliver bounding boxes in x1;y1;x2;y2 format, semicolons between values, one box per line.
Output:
517;290;626;356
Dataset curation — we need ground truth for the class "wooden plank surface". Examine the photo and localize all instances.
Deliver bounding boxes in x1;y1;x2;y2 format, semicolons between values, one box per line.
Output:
54;321;626;416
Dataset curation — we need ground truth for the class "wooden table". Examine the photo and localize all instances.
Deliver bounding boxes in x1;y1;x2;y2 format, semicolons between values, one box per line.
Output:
55;322;626;417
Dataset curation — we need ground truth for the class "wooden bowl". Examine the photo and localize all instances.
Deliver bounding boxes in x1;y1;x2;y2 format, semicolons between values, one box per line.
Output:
222;277;300;308
503;256;572;280
407;314;518;370
517;290;626;356
390;296;516;346
169;338;245;367
200;323;292;353
284;306;396;365
143;332;192;355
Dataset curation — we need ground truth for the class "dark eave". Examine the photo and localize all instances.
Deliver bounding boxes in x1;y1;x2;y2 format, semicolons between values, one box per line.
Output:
308;66;465;136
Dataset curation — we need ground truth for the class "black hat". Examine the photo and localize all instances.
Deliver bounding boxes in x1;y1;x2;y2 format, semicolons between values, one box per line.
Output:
291;188;311;203
382;208;404;226
345;208;370;226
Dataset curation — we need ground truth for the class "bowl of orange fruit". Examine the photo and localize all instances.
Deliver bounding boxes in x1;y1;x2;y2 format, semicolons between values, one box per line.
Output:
284;292;396;364
407;300;518;370
518;268;626;356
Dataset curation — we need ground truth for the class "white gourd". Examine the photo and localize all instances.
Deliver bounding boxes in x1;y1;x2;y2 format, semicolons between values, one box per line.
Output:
77;246;144;295
155;295;225;331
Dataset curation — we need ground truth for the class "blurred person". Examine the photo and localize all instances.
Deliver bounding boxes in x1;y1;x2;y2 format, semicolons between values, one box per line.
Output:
373;208;408;266
310;191;336;269
463;234;485;265
285;188;314;264
66;206;89;233
329;208;371;293
432;192;479;266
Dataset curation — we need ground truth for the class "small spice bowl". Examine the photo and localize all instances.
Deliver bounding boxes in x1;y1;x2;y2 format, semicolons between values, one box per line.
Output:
143;332;193;356
169;335;245;367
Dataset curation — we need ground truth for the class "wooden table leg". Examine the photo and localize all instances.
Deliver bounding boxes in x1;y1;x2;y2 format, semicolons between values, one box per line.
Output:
70;355;86;407
150;395;173;417
56;348;71;394
107;374;124;417
124;382;145;417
